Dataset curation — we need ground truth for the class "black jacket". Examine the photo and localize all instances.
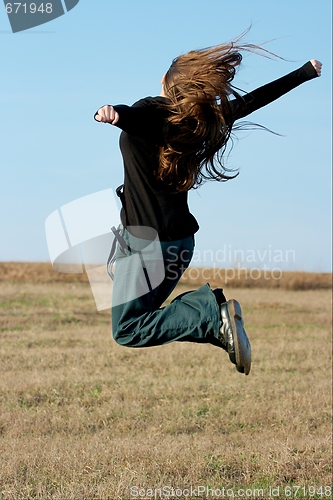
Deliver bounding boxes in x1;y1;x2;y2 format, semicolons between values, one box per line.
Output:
96;62;318;241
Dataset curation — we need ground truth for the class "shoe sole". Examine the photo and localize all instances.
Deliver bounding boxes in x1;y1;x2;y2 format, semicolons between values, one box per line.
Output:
227;299;251;375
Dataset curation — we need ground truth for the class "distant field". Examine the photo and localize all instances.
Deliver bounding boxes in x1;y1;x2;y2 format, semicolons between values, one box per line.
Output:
0;261;332;290
0;263;332;499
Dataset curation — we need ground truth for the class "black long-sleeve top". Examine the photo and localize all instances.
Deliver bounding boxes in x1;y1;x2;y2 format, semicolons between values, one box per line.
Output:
96;61;318;241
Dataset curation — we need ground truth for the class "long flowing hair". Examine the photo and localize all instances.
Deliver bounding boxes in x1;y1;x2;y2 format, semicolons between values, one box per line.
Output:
157;33;276;191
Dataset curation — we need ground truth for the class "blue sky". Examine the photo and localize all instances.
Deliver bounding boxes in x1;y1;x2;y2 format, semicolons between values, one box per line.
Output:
0;0;332;271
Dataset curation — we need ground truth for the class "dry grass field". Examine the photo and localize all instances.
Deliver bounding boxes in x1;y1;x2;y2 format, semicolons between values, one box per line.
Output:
0;263;332;499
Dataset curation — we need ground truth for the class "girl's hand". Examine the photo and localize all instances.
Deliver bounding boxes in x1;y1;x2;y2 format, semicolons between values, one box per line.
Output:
310;59;322;77
95;105;119;124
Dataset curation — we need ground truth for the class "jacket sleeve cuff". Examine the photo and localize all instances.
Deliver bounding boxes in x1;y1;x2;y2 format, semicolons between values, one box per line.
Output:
301;61;319;80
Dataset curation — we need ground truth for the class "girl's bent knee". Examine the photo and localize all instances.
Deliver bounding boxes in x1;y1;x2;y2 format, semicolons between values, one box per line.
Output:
112;326;129;346
112;325;142;348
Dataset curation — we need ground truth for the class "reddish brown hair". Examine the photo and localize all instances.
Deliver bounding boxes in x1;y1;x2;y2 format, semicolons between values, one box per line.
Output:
157;36;275;191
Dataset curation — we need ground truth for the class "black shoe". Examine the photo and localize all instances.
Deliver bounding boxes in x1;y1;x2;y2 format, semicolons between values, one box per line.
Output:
218;299;251;375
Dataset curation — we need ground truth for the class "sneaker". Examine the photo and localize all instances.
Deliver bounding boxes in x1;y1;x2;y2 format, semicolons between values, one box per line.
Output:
219;299;251;375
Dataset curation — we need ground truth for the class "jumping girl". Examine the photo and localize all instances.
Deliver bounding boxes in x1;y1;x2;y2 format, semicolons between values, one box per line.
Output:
94;39;322;376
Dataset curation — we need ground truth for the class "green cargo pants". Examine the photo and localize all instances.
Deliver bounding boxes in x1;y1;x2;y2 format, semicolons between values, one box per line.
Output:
111;229;224;349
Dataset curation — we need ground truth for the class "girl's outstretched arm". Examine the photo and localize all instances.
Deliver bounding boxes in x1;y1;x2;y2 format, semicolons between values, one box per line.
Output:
94;98;168;143
231;60;322;121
